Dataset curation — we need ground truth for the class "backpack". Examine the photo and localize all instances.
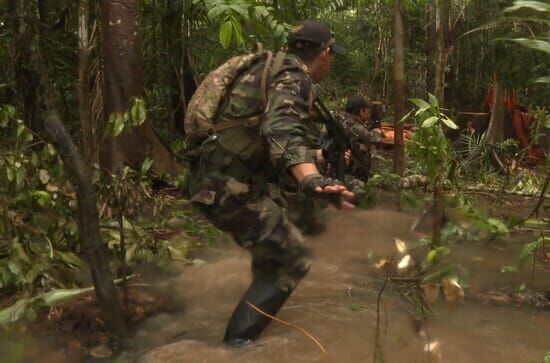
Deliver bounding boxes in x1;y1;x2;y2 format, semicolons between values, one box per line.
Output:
184;45;286;145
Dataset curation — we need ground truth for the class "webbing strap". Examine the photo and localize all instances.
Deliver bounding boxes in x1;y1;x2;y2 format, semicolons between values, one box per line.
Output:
260;51;273;108
270;51;286;79
213;115;263;133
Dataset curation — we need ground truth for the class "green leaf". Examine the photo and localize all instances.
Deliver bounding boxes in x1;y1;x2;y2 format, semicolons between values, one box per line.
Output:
428;93;439;108
518;239;542;268
504;1;550;13
219;21;233;48
505;38;550;54
229;4;249;19
487;218;509;234
113;113;126;136
141;158;154;174
422;116;439;128
534;75;550;83
440;116;459;130
350;303;369;312
38;169;50;184
32;191;52;207
231;16;244;46
409;98;431;110
130;98;147;126
500;265;518;273
397;109;413;124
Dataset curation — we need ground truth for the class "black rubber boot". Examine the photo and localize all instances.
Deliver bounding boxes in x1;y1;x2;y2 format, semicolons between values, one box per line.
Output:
223;278;290;346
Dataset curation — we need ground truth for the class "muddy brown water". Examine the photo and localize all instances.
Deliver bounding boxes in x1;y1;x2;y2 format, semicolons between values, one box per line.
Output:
136;207;550;363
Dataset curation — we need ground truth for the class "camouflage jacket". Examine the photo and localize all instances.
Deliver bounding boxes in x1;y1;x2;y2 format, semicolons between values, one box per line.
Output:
334;112;383;144
187;53;324;196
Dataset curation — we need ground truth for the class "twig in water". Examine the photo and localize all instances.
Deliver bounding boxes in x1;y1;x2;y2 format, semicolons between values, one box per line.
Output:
245;301;326;354
373;278;389;363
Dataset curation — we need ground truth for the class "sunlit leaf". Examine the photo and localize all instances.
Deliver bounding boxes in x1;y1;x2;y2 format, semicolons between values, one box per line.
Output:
424;340;440;353
409;98;431;110
422;116;439;128
428;93;439;108
395;238;408;254
505;38;550;54
397;254;411;269
130;98;147;126
32;191;51;207
504;1;550;13
38;169;50;184
440;116;459;129
442;276;464;302
534;75;550;83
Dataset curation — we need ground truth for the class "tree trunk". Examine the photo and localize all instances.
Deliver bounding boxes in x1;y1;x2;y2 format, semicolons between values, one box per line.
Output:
393;0;406;177
99;0;179;174
8;0;41;131
434;0;449;106
26;4;128;337
78;0;94;164
425;2;436;95
486;81;505;145
45;111;128;337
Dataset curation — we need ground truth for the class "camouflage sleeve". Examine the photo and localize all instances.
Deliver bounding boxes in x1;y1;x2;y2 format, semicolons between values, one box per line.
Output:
260;68;318;171
339;115;382;144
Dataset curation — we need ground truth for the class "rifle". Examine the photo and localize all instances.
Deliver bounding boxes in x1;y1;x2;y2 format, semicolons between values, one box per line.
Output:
313;98;372;182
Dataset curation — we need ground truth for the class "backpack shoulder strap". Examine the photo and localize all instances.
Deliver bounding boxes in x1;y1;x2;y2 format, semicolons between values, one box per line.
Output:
270;50;287;79
260;50;273;108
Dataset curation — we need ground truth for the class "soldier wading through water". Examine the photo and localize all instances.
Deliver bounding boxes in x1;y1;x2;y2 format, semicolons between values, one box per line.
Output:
184;20;355;346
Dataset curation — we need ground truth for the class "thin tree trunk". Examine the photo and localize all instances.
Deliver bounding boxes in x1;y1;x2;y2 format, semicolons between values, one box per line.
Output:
78;0;94;164
434;0;449;106
27;6;128;336
8;0;41;131
432;174;444;246
393;0;406;177
99;0;179;174
45;111;128;337
486;81;505;145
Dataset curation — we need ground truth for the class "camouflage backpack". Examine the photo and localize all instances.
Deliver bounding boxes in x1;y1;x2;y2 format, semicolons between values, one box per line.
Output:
184;45;285;145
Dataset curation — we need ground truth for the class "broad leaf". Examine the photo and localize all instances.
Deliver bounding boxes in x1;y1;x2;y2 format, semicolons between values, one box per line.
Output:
428;93;439;108
422;116;439;128
504;1;550;13
441;116;459;129
506;38;550;54
219;21;233;48
409;98;431;110
534;75;550;83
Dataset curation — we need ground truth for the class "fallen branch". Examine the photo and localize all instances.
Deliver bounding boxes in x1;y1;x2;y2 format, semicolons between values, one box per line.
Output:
461;186;550;199
245;301;326;354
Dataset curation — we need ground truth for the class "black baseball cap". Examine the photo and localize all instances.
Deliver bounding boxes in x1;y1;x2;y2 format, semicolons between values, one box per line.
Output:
346;96;372;115
287;20;347;56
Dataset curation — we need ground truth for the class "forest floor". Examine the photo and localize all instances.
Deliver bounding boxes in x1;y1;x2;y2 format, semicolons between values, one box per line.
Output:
1;185;548;363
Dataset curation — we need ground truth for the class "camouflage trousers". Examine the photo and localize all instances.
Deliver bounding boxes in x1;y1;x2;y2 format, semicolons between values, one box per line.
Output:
187;143;313;293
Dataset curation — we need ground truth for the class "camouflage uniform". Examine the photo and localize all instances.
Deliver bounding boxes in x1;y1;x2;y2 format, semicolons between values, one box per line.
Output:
186;53;323;293
334;112;382;181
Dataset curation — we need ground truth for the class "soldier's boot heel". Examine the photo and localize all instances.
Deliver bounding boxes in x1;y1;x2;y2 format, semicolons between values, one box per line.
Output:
223;279;290;347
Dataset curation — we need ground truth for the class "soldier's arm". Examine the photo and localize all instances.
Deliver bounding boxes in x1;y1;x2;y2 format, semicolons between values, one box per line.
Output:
260;69;320;175
260;69;353;208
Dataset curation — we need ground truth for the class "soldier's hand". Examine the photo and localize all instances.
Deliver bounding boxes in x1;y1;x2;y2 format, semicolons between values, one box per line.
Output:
300;173;355;209
344;149;352;165
371;128;385;142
